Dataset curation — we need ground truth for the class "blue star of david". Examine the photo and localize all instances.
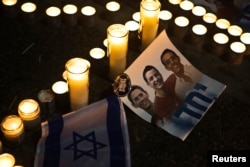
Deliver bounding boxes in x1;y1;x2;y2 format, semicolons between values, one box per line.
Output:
64;131;107;161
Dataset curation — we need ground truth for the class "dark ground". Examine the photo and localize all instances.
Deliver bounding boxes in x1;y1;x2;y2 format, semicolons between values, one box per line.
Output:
0;0;250;166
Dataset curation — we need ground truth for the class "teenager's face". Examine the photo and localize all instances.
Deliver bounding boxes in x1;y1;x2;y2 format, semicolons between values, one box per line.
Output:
145;68;164;89
130;89;151;110
162;52;182;74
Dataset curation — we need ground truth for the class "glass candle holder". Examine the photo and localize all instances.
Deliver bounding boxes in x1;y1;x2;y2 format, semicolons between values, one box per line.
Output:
62;4;78;26
46;6;61;28
65;58;90;110
240;32;250;56
228;42;246;65
1;115;24;145
0;153;15;167
20;2;37;23
18;99;41;129
212;33;229;56
80;6;96;27
139;0;161;50
107;24;129;80
173;16;189;38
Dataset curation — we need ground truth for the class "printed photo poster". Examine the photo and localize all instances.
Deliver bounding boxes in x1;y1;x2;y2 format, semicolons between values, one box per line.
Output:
121;30;227;141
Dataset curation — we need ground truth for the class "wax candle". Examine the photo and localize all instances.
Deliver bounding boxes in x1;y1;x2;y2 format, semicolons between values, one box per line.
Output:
62;4;78;26
2;0;18;17
179;0;194;17
191;6;206;24
227;25;243;42
0;153;15;167
159;10;172;31
80;6;96;27
1;115;24;144
2;0;17;6
228;42;246;65
38;90;55;117
202;12;217;36
65;58;90;110
212;33;229;56
139;0;161;50
107;24;129;80
215;18;230;33
89;47;105;59
190;24;207;45
132;12;140;22
18;99;41;129
52;81;70;114
173;16;189;38
106;1;120;12
240;32;250;56
46;6;61;27
21;2;37;23
167;0;181;17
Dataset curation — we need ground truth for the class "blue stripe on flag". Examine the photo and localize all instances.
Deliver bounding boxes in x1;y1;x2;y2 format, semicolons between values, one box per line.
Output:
43;116;64;167
107;95;126;167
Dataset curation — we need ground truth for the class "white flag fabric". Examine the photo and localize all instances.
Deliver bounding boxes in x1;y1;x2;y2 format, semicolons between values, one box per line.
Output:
34;95;131;167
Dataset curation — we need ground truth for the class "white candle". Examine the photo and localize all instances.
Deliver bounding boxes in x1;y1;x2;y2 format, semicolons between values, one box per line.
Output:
179;0;194;11
81;6;96;16
62;4;78;26
240;32;250;55
21;2;36;13
216;18;230;31
132;12;140;22
89;47;105;59
46;6;61;17
0;153;15;167
192;24;207;36
168;0;181;5
213;33;229;44
65;58;90;110
2;0;17;6
173;16;189;38
18;99;40;128
229;41;246;65
106;1;120;12
107;24;128;79
125;20;139;31
159;10;172;21
212;33;229;56
139;0;161;50
63;4;77;15
1;115;24;144
192;6;206;17
80;6;96;27
227;25;243;37
52;81;68;94
203;12;217;24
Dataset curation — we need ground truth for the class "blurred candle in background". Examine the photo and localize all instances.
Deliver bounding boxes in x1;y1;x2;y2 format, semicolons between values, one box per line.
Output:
125;20;139;41
139;0;161;51
179;0;194;17
212;33;229;56
167;0;181;17
46;6;61;28
173;16;189;38
0;153;15;167
18;99;41;129
228;41;246;65
107;24;129;80
106;1;120;12
159;10;172;31
189;24;207;46
80;6;96;27
65;58;90;110
62;4;78;26
202;12;217;36
1;115;24;144
240;32;250;56
215;18;230;33
89;47;105;59
132;12;140;22
191;5;206;24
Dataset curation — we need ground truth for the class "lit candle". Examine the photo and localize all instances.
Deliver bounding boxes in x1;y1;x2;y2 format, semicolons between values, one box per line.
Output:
80;6;96;27
159;10;172;31
139;0;161;50
173;16;189;38
46;6;61;27
190;24;207;45
228;42;246;65
212;33;229;56
202;12;217;36
37;90;55;117
1;115;24;144
52;81;70;114
21;2;37;23
0;153;15;167
167;0;181;17
106;1;120;12
215;18;230;33
132;12;140;22
65;58;90;110
240;32;250;56
2;0;18;17
179;0;194;17
89;47;105;59
125;20;139;41
227;25;243;42
62;4;78;26
2;0;17;6
18;99;41;129
191;6;206;24
107;24;128;79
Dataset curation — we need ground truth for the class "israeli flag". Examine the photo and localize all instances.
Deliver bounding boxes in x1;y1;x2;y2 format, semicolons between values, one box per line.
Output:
34;95;131;167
